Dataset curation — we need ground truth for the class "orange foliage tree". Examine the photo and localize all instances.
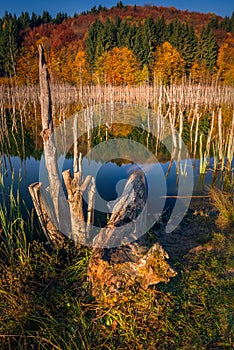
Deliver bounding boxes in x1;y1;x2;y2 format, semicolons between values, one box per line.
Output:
152;42;185;84
50;44;78;83
50;47;73;82
51;48;91;85
95;47;140;85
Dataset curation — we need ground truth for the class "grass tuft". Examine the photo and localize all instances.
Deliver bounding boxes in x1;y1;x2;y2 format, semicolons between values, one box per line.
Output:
210;187;234;230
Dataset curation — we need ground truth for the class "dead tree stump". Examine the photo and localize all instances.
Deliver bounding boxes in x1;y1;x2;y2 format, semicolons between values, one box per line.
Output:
88;171;176;301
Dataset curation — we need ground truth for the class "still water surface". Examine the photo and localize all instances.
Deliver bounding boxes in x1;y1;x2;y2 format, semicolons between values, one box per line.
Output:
1;154;229;215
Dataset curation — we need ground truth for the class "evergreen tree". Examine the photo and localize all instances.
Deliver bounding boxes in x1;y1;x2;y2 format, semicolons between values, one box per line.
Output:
0;12;20;76
179;23;198;71
53;12;67;25
85;19;104;71
30;12;41;27
132;22;145;66
220;16;231;32
90;6;98;15
102;18;117;51
116;1;124;9
208;16;219;30
231;12;234;33
141;17;156;66
220;12;234;33
117;20;131;47
97;5;107;12
166;20;197;72
18;12;30;30
86;18;118;69
165;21;174;42
114;14;121;30
167;19;182;48
198;26;218;72
155;16;167;45
41;11;52;24
125;24;137;50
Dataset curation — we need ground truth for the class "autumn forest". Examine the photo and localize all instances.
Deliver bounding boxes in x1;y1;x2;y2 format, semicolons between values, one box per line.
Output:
0;2;234;86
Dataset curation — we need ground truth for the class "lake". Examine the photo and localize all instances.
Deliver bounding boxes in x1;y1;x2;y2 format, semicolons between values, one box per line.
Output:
0;103;233;239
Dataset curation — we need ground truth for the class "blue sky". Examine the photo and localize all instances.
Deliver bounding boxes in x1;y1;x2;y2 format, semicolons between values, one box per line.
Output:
0;0;233;18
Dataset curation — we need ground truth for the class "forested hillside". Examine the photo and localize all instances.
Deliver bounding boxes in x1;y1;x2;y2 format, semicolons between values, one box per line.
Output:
0;2;234;85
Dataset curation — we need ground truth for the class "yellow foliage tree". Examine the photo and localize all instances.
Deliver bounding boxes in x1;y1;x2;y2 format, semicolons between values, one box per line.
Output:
95;47;140;85
16;45;39;84
217;35;234;85
190;59;212;83
50;51;63;80
152;42;185;84
72;51;91;85
135;64;150;85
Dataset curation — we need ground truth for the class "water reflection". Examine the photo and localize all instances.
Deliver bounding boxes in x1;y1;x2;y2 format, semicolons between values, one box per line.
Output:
1;154;233;215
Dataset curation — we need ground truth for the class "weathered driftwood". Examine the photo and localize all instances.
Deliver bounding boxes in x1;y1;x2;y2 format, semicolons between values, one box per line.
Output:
88;171;176;301
93;170;147;248
28;182;65;249
62;166;95;244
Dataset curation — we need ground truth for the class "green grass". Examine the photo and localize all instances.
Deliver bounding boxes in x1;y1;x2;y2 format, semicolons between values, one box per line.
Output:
0;175;233;349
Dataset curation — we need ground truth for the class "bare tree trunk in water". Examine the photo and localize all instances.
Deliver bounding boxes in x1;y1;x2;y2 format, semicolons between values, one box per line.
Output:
29;44;96;247
29;44;70;248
